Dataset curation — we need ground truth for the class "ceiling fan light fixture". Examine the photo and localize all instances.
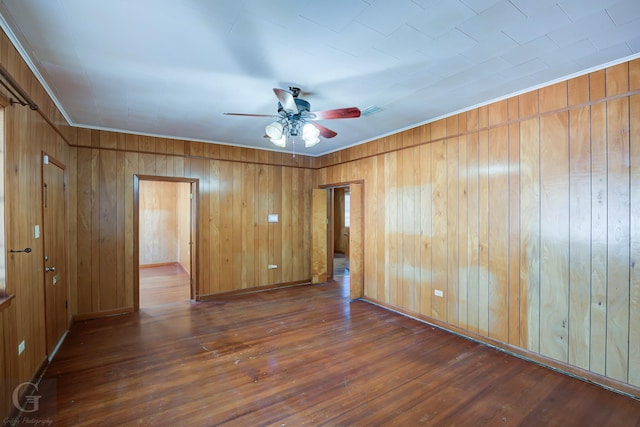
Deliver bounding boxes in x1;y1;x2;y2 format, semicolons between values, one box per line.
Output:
304;136;320;148
302;123;320;140
265;121;283;139
270;134;287;147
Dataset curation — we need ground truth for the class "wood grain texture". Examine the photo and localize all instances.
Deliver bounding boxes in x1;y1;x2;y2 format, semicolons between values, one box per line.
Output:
311;189;327;284
349;183;363;300
32;280;640;426
315;61;640;394
478;130;489;336
488;125;509;342
568;106;592;370
466;132;480;334
519;118;540;353
74;140;313;309
605;97;630;382
138;181;180;265
539;112;570;363
508;123;520;346
447;137;459;325
630;94;640;387
0;27;74;420
431;140;447;321
418;143;432;317
590;102;608;376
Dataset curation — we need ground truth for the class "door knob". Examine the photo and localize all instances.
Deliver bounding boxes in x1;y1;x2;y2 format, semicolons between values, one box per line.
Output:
45;266;56;272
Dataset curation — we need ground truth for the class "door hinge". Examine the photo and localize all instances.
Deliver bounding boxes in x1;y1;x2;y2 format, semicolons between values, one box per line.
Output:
65;300;68;309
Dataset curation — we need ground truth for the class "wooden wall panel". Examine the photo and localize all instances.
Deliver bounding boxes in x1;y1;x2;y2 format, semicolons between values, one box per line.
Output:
139;181;179;265
605;97;630;382
568;106;591;370
590;102;608;376
539;112;570;363
431;141;447;321
315;58;640;396
477;131;489;336
507;123;520;346
519;118;540;352
457;135;468;329
72;133;313;310
0;26;74;419
630;94;640;387
488;125;509;342
466;133;479;333
387;152;399;306
446;137;459;326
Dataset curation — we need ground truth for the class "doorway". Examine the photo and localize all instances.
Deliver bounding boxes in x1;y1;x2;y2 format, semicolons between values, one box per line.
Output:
41;153;69;357
332;188;350;278
311;182;363;300
134;176;198;309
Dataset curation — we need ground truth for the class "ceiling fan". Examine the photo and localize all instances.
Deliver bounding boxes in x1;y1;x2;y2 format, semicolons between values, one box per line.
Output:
224;87;361;148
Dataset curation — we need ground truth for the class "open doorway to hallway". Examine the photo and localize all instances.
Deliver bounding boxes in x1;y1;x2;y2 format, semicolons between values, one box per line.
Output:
332;187;350;279
138;179;194;308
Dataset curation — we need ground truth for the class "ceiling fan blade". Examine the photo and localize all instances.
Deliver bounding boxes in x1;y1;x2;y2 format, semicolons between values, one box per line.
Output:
273;88;298;114
224;113;278;118
311;107;361;120
311;122;337;139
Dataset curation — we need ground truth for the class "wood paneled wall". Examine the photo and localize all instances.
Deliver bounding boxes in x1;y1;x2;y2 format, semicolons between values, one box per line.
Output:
176;182;191;273
71;130;313;314
333;188;347;254
316;59;640;394
0;29;74;418
139;180;181;265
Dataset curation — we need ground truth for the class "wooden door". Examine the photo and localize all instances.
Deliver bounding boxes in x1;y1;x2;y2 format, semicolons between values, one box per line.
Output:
42;155;68;355
311;189;328;283
349;183;363;299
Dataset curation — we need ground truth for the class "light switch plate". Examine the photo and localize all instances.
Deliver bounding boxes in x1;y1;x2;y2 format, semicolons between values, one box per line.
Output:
268;214;278;223
34;225;40;239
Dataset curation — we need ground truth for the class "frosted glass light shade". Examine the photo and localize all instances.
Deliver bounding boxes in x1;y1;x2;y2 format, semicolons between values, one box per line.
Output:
265;122;283;139
302;123;320;140
304;137;320;147
270;134;286;147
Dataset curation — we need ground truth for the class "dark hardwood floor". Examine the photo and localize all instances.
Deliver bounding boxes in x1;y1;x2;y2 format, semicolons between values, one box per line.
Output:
25;274;640;426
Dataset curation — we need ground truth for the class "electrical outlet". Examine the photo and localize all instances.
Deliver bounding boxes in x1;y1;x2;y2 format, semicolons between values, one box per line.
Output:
268;264;278;269
434;289;444;297
18;340;25;355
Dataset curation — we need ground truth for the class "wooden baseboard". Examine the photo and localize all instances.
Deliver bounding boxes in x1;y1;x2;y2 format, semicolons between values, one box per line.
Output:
197;280;311;301
361;297;640;401
139;262;177;268
72;307;134;321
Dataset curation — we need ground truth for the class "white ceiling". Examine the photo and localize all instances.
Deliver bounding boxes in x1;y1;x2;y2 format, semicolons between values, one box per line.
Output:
0;0;639;156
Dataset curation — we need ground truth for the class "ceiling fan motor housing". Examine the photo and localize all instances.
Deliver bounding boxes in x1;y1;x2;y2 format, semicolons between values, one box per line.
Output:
278;98;311;115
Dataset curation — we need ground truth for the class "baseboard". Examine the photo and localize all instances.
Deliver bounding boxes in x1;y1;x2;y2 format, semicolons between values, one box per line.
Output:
361;297;640;401
197;280;311;301
139;262;177;268
72;307;134;321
